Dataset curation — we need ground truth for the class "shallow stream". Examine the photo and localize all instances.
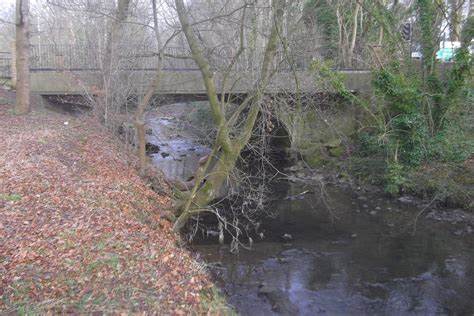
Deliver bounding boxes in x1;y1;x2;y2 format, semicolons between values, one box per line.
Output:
148;107;474;315
147;115;210;181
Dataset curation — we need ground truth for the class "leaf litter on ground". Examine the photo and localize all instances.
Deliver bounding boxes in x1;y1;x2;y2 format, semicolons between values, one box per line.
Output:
0;100;231;314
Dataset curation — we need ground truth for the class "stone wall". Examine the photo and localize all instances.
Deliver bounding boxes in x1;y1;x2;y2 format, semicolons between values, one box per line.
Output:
275;96;364;167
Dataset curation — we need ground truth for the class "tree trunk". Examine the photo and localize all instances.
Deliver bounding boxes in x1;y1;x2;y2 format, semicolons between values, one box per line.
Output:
103;0;131;79
135;118;147;175
449;0;462;41
100;0;131;124
173;0;285;232
135;0;163;176
15;0;30;115
347;1;360;68
335;7;344;67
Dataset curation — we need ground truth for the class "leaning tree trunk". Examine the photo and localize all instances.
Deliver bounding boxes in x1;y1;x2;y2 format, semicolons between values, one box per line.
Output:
15;0;30;115
173;0;285;232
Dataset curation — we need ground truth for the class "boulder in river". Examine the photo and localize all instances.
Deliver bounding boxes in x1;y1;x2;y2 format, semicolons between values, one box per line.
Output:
258;283;299;314
281;233;293;241
398;196;414;204
145;143;160;154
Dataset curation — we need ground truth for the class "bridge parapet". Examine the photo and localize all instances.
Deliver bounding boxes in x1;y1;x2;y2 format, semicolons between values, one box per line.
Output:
1;45;373;94
27;44;371;72
29;69;372;95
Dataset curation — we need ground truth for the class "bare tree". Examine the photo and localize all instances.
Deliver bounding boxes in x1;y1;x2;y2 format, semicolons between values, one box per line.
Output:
15;0;30;114
135;0;163;176
449;0;463;41
173;0;286;232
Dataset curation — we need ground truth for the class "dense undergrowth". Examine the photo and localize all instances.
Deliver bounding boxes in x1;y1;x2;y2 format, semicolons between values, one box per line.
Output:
311;14;473;209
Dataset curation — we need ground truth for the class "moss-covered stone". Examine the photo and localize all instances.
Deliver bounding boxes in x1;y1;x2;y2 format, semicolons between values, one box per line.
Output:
299;144;330;167
275;97;363;168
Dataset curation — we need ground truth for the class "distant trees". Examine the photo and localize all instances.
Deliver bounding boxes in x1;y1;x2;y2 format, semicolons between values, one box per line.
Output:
0;4;15;52
15;0;30;114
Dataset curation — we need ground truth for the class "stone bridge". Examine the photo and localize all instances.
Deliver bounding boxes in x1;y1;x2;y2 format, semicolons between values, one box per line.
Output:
1;45;372;95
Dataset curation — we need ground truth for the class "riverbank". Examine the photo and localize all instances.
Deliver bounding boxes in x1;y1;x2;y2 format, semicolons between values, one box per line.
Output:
0;97;230;313
336;156;474;212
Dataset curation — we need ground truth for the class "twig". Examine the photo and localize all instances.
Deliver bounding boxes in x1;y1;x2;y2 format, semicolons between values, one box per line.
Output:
412;197;437;236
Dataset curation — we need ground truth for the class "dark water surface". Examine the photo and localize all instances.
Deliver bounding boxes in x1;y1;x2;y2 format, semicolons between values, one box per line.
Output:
148;109;474;315
193;183;474;315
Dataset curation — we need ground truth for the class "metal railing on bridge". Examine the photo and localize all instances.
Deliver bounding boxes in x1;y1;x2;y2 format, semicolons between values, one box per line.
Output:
28;44;372;72
0;44;372;78
29;44;250;72
0;52;12;78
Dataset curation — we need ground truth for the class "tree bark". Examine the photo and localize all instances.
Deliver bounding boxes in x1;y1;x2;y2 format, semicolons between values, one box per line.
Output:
449;0;462;41
135;66;162;176
103;0;131;79
15;0;30;115
173;0;285;232
348;1;360;68
135;0;164;176
100;0;131;125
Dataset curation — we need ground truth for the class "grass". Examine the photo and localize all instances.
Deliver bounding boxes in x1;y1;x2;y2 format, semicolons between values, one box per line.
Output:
199;287;236;315
0;193;22;201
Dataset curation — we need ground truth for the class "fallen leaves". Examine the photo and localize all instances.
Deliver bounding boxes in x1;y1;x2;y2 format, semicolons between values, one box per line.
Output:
0;102;218;314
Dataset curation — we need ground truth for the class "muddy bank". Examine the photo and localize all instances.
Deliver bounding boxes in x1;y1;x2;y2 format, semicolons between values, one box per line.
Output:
280;159;474;231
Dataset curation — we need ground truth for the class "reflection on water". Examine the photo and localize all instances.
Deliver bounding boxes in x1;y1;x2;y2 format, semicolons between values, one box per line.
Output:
193;183;474;315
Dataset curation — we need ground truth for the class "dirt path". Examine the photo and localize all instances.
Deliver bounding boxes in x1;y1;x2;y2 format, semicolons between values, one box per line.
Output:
0;100;228;313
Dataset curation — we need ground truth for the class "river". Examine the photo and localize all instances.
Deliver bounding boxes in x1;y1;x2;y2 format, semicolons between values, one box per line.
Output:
147;106;474;315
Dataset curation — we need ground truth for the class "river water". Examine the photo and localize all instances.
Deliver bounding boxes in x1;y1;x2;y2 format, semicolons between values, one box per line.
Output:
147;109;474;315
147;115;210;181
193;183;474;315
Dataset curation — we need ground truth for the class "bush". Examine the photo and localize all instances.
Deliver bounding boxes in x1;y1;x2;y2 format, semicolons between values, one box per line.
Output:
427;124;474;163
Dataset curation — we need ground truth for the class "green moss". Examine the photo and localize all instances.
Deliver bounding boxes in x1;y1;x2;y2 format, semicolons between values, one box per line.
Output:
199;287;236;315
347;157;387;184
329;146;344;157
322;138;342;148
300;145;329;167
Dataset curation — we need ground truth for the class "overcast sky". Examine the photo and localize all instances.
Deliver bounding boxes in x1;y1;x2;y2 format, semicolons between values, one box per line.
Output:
1;0;15;8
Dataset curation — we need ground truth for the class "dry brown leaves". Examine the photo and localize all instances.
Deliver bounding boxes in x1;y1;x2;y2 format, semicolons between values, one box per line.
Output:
0;103;214;314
